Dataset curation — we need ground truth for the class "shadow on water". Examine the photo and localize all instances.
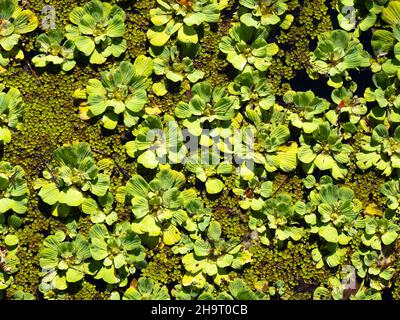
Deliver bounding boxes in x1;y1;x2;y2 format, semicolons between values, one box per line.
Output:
288;69;333;99
288;66;374;100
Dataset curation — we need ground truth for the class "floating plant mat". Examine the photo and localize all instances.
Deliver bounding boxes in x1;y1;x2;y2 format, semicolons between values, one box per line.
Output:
0;0;400;301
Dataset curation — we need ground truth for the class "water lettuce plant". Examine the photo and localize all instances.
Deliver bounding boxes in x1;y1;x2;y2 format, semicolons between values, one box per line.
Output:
283;90;330;134
228;66;275;111
356;124;400;176
39;231;91;291
123;277;170;300
0;85;23;144
147;0;225;46
364;72;400;123
314;276;382;300
308;30;371;87
352;249;396;291
81;191;118;225
306;184;362;244
89;222;146;286
150;44;204;92
0;0;38;68
381;178;400;211
173;278;270;300
74;56;153;130
298;122;353;179
232;175;272;211
0;161;28;222
306;183;362;268
34;142;111;217
326;83;367;127
248;193;306;245
361;216;399;250
0;244;19;291
32;29;77;72
226;278;271;300
239;0;294;29
219;23;279;72
182;220;252;287
185;152;233;194
335;0;387;33
65;0;127;64
117;165;200;246
125;115;186;169
236;106;298;178
175;81;239;136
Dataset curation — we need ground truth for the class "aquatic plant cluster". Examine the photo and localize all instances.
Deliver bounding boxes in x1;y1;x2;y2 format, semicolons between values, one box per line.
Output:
1;0;400;301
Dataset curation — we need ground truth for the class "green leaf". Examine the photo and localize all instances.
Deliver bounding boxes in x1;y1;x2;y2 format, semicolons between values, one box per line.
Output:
38;183;60;206
194;239;210;257
66;268;84;283
380;268;394;281
90;238;109;261
147;28;171;47
91;174;110;196
138;150;158;169
207;221;222;242
133;55;154;78
106;15;125;38
298;146;315;164
382;1;400;25
4;234;18;247
58;187;84;207
326;252;341;268
217;254;234;268
177;25;198;44
260;181;273;198
0;34;20;51
53;275;68;290
125;175;149;198
113;253;126;269
131;196;149;219
382;231;398;245
203;261;218;276
162;224;181;246
98;266;119;284
205;178;224;194
152;81;168;96
13;9;38;34
75;36;95;56
314;154;334;170
319;225;338;243
227;52;247;71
